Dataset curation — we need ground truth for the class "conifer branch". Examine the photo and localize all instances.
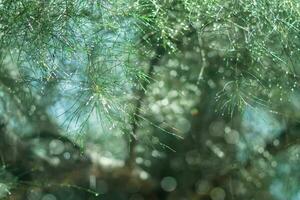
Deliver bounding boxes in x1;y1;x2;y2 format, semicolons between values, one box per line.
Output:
126;45;165;168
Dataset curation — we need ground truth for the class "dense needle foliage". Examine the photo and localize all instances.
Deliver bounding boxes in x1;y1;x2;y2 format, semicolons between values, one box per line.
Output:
0;0;300;199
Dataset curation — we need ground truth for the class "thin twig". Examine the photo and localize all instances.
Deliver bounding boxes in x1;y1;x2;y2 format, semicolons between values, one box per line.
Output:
125;45;165;167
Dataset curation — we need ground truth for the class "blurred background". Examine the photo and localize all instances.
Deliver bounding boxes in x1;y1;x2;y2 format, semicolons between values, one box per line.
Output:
0;0;300;200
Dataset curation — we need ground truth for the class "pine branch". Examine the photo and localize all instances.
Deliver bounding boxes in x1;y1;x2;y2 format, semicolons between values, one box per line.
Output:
126;45;165;168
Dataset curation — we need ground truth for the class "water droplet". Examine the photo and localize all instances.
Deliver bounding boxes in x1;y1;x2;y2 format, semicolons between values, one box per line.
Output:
161;177;177;192
49;140;65;155
41;194;56;200
210;187;226;200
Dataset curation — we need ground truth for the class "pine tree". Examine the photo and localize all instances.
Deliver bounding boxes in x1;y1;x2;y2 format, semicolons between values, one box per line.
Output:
0;0;300;199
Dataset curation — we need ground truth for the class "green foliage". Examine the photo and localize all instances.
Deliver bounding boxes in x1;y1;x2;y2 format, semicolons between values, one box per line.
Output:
1;0;300;200
0;0;144;136
136;0;300;116
1;0;298;136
